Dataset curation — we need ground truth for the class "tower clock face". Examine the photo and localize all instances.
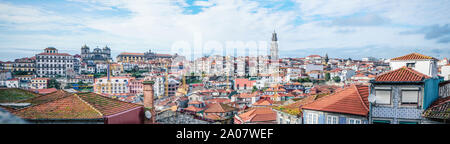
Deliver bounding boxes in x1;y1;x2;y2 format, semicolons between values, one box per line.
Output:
145;110;152;119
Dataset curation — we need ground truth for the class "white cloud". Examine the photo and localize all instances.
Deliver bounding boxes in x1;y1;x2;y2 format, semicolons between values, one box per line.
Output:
0;0;449;61
193;1;215;7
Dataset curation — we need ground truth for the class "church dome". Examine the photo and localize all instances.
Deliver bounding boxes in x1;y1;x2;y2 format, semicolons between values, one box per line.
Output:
94;47;102;53
81;44;89;49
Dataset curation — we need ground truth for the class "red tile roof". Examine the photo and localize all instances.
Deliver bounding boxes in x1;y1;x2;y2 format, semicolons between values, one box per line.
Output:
74;92;142;116
184;105;204;112
276;95;319;116
302;85;370;116
37;53;72;56
18;90;69;105
374;67;430;82
391;53;437;61
237;107;276;123
204;103;237;113
35;88;58;95
422;96;450;120
13;95;103;120
188;100;203;105
205;98;230;104
12;91;143;120
235;92;259;98
307;55;321;58
234;79;256;88
118;52;145;56
204;113;223;120
253;99;273;106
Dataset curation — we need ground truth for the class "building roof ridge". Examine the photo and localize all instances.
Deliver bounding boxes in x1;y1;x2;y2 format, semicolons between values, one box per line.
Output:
353;85;369;112
75;94;103;116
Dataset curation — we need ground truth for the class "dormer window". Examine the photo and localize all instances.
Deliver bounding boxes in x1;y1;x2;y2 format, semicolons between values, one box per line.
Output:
406;63;415;68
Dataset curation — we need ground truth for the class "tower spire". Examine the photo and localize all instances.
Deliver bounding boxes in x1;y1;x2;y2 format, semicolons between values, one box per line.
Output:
272;30;277;41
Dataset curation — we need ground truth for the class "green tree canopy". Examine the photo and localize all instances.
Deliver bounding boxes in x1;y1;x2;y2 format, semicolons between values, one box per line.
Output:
333;76;341;83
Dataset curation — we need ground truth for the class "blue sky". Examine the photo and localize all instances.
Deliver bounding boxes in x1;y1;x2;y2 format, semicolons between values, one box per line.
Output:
0;0;449;61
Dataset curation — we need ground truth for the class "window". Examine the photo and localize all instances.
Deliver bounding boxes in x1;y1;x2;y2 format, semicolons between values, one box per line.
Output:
307;113;318;124
349;118;361;124
406;63;415;68
327;115;338;124
375;88;391;105
401;88;419;105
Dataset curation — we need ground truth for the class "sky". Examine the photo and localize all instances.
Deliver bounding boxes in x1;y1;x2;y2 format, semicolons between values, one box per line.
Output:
0;0;449;61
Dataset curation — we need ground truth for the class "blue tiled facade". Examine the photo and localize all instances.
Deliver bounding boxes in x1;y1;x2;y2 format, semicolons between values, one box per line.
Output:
370;78;442;124
303;109;368;124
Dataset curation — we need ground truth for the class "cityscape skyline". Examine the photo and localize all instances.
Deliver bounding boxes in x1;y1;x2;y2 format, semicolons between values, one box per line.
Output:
1;0;450;61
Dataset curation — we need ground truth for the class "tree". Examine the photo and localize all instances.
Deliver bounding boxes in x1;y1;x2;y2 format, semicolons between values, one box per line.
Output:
325;73;331;81
252;86;258;93
304;77;311;82
132;73;142;78
201;71;206;78
132;66;139;73
333;76;341;83
297;77;311;83
48;79;61;89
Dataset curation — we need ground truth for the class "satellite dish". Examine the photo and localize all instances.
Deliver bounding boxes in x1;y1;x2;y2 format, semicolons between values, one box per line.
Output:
145;110;152;119
368;94;376;103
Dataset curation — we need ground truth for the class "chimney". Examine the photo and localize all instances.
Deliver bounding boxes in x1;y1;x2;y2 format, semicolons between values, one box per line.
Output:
143;80;156;123
143;81;155;109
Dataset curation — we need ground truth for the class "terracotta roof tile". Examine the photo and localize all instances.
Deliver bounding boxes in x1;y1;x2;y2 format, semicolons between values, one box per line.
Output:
204;113;223;120
391;53;437;61
205;98;230;104
35;88;58;95
237;107;276;123
17;90;71;106
253;99;273;106
374;67;430;82
11;91;144;120
77;93;142;116
13;95;102;120
188;100;203;105
37;53;72;56
118;52;145;56
184;105;204;112
235;92;259;98
302;85;370;116
204;103;237;113
422;97;450;120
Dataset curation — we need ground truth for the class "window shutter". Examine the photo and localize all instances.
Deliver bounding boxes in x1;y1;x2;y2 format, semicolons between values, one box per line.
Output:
375;90;391;104
401;90;419;103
